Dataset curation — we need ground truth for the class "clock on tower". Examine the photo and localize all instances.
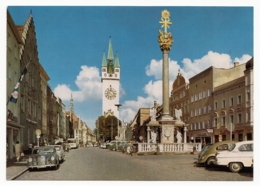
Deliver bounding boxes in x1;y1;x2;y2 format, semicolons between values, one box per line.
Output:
105;85;117;100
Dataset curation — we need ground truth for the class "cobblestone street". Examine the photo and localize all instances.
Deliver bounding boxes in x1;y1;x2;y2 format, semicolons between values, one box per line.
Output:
15;147;253;181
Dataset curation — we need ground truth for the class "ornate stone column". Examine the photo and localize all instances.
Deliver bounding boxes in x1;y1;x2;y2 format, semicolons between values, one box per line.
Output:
184;126;187;143
158;10;175;143
147;126;151;144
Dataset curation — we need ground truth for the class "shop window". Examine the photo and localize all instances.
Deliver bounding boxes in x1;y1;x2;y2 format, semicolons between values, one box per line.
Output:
214;135;219;143
238;134;243;141
247;133;252;140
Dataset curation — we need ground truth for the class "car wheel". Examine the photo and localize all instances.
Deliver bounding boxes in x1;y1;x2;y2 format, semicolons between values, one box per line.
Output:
112;147;116;151
206;157;215;166
53;160;59;170
229;162;242;173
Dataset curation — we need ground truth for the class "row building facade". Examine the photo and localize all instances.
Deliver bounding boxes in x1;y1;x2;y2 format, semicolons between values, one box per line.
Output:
6;10;95;159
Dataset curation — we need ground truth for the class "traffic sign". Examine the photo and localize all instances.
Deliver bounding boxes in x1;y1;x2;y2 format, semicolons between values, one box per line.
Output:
226;123;235;132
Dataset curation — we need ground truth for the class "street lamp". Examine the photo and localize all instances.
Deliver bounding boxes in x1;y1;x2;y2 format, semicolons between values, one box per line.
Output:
35;129;41;147
115;104;122;139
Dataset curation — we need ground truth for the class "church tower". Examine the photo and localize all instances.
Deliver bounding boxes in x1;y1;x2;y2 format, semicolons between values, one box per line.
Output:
69;93;74;121
101;37;120;119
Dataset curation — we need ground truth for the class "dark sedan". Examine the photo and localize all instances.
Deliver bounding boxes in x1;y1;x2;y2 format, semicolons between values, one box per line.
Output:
27;146;60;171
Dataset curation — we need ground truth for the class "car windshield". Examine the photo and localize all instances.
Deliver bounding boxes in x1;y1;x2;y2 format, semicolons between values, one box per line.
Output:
32;147;54;154
200;144;212;154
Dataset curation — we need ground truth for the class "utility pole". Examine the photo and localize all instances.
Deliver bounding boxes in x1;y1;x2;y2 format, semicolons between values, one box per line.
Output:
115;104;122;139
111;119;113;140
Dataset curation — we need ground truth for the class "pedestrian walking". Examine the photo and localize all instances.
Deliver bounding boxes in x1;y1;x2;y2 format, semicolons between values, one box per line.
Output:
127;144;133;156
202;141;206;149
14;141;22;162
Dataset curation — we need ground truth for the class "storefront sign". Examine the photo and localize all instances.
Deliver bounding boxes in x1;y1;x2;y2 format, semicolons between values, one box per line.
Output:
206;129;213;133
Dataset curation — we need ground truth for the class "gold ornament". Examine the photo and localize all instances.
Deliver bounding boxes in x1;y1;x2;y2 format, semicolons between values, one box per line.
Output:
162;10;170;19
158;30;173;52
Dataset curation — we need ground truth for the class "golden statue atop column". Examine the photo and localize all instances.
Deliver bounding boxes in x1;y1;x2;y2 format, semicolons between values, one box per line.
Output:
158;10;174;52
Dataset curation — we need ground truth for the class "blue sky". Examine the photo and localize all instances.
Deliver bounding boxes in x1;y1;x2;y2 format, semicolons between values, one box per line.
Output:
5;2;255;131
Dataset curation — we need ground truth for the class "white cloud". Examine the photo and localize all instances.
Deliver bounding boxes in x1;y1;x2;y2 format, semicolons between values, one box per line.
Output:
145;59;162;79
234;54;252;64
119;83;126;97
54;65;102;102
182;51;233;79
120;108;138;124
53;84;72;101
143;80;162;101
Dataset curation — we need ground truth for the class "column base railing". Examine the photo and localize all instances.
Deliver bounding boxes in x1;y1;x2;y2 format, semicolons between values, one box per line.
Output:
137;143;201;154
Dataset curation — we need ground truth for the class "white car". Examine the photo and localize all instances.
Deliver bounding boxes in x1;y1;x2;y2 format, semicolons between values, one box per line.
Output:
48;145;65;163
100;143;107;149
214;140;253;173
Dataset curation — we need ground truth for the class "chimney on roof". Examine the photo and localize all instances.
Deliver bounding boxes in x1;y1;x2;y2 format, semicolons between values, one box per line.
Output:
234;62;239;67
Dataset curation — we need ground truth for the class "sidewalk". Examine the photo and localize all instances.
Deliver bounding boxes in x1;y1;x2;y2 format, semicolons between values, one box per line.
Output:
6;155;29;180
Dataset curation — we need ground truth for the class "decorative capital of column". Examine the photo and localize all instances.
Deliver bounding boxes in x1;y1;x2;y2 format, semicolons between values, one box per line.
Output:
158;30;173;52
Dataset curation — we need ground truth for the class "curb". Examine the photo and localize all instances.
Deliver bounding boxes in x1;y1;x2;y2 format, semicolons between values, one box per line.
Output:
8;167;28;180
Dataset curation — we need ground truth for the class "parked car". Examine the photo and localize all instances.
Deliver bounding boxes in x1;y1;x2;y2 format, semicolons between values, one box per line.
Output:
214;140;253;173
100;143;107;149
197;140;237;166
198;143;213;160
48;145;65;162
27;146;60;171
108;141;128;151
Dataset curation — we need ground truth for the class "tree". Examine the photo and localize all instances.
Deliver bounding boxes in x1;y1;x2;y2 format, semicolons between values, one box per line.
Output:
105;115;119;141
96;115;121;141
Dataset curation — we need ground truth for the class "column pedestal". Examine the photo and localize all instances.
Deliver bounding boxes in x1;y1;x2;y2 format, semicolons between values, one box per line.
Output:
159;120;175;144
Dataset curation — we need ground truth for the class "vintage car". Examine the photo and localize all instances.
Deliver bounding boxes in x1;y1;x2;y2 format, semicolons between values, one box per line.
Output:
100;143;107;149
27;146;60;171
48;145;65;162
108;141;128;151
198;143;213;160
197;140;237;166
214;140;253;173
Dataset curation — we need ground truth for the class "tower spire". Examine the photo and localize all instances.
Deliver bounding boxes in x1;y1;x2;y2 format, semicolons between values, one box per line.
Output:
102;51;107;67
114;51;120;68
70;93;74;114
107;36;114;61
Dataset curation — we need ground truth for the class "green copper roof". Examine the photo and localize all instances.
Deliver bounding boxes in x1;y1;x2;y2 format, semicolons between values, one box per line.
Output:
107;37;114;61
107;60;114;74
114;52;120;68
102;52;107;67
